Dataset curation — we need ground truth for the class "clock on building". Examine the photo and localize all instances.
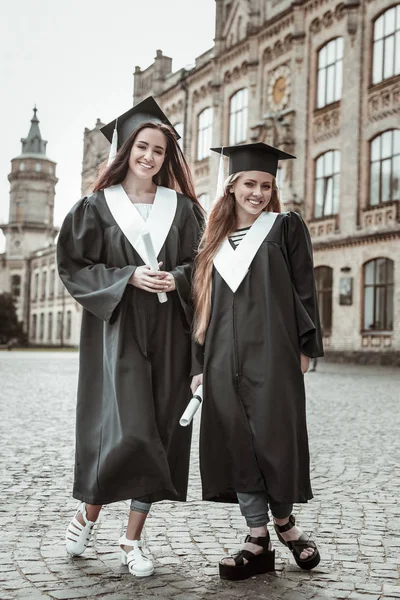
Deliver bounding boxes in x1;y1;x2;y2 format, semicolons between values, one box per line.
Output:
267;65;291;111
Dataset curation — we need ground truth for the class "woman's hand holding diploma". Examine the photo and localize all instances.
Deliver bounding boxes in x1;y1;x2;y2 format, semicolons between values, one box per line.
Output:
129;262;169;294
191;373;203;395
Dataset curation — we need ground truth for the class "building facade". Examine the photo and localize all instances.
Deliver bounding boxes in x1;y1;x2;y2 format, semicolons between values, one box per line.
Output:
80;0;399;363
0;109;81;347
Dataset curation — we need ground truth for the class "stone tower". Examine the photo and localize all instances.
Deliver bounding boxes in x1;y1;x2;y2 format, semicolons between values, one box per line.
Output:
2;108;58;260
0;108;58;327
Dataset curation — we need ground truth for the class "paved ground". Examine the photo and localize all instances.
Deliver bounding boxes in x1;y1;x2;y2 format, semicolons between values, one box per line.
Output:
0;351;399;600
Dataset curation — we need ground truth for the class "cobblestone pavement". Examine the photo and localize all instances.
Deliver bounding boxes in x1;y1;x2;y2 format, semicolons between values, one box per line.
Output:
0;351;399;600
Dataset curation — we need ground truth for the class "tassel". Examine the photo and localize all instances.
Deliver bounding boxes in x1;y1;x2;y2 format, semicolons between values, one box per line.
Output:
215;148;225;203
107;119;118;165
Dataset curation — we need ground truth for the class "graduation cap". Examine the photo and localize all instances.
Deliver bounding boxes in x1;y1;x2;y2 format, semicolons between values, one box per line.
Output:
101;96;180;165
211;142;296;179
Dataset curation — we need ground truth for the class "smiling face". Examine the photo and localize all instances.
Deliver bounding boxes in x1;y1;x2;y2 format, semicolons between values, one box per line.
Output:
231;171;274;224
128;127;167;180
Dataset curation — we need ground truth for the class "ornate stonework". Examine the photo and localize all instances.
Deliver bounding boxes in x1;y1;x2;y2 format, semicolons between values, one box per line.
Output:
262;34;293;63
194;160;210;178
368;79;400;122
361;334;392;348
362;203;400;231
313;104;341;142
267;64;291;111
309;3;346;32
309;217;338;238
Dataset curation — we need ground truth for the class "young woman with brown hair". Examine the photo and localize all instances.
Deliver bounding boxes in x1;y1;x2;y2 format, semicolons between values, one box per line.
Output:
57;97;204;577
192;143;323;581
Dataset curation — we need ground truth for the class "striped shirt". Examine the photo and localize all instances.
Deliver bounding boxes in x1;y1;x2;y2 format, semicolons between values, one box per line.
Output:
228;227;250;249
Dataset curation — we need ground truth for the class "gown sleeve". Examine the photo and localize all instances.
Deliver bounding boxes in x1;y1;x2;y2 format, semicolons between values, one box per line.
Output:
57;196;136;323
283;211;324;358
169;200;205;376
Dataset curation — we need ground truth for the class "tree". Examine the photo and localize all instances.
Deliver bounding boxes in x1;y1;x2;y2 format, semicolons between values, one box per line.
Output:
0;293;25;345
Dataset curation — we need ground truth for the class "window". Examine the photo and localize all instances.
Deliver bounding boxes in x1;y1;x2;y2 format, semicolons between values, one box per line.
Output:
66;311;72;340
174;122;184;149
317;38;343;108
35;163;41;172
197;107;213;161
11;275;21;297
57;311;63;340
39;313;44;341
41;271;47;300
33;272;39;301
229;89;248;145
363;258;394;331
315;266;333;334
372;5;400;84
314;151;340;217
370;130;400;205
31;314;37;340
49;268;55;298
198;193;211;212
19;162;25;171
48;313;53;342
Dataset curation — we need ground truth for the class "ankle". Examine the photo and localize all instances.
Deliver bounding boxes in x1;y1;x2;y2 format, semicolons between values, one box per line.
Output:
249;525;268;538
273;516;290;527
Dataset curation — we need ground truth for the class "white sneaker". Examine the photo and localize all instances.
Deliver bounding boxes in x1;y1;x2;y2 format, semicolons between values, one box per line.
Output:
66;502;97;556
119;534;154;577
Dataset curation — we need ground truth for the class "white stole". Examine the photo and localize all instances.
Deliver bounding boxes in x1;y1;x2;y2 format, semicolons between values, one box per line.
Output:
214;211;278;293
103;184;177;264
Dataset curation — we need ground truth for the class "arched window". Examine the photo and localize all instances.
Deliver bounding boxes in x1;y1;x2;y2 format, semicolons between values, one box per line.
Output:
11;274;21;297
197;107;213;161
198;193;211;212
363;258;394;331
372;5;400;85
370;130;400;205
173;122;184;149
315;266;333;334
314;150;340;217
229;89;248;145
317;38;343;108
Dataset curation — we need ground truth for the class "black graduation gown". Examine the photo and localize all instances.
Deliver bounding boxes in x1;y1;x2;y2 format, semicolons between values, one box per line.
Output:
199;211;324;505
57;189;204;505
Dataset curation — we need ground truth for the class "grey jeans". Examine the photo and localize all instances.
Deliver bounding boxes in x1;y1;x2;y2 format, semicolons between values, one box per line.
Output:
237;492;293;527
130;499;152;514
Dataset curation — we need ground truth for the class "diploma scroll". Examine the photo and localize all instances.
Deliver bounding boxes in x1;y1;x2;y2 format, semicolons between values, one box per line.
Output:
142;231;168;304
180;385;203;427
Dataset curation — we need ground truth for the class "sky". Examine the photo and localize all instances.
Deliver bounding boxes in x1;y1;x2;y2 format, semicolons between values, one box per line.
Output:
0;0;216;251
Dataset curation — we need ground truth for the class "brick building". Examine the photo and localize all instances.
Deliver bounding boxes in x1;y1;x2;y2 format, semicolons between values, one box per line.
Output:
73;1;400;362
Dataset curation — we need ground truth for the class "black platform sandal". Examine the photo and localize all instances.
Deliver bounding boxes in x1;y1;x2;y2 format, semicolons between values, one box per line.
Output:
273;515;320;570
219;532;275;581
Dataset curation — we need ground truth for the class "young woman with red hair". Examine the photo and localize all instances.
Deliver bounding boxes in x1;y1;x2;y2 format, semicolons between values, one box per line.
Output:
192;143;323;581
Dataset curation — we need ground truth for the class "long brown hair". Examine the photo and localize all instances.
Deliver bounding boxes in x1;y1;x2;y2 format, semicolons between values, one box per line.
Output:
93;121;201;207
193;172;281;343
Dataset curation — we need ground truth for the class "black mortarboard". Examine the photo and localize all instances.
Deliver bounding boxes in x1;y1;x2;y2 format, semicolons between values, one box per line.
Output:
101;96;180;164
211;142;296;177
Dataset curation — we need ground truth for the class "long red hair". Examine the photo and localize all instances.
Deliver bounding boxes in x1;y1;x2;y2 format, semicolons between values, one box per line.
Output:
93;121;201;207
193;172;281;344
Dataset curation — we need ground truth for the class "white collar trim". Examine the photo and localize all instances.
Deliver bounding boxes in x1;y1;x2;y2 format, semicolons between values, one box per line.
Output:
104;184;177;264
213;211;278;293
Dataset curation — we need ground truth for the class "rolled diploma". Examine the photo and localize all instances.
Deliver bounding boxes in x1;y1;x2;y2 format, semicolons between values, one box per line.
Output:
141;231;167;304
180;385;203;427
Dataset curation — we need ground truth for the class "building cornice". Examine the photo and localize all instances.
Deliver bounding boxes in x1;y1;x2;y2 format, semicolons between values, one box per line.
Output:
313;229;400;251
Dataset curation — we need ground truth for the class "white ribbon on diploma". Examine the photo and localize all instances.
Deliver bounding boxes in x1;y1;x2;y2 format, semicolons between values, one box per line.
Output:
180;385;203;426
141;231;168;304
